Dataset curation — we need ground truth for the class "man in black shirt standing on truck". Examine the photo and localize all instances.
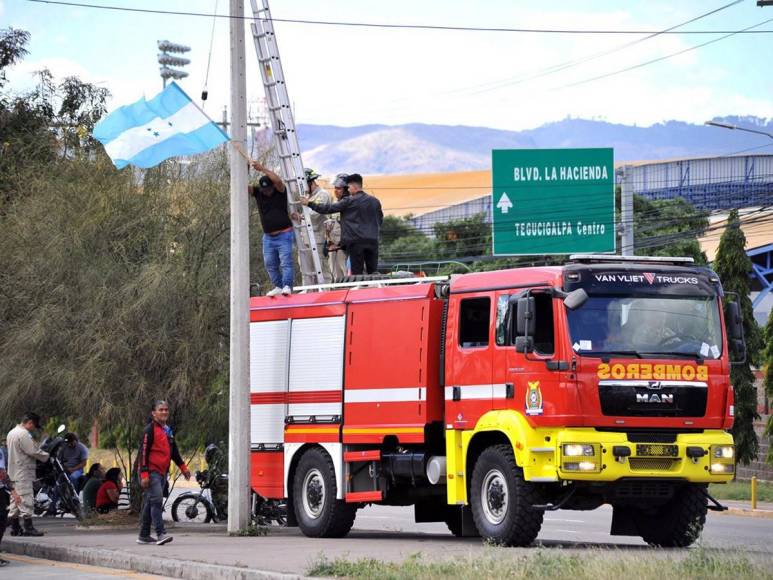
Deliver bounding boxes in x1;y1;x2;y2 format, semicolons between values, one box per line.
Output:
249;160;298;296
301;173;383;275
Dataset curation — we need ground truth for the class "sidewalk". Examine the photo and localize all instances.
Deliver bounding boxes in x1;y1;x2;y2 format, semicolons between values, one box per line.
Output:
2;517;487;580
4;519;304;580
719;499;773;519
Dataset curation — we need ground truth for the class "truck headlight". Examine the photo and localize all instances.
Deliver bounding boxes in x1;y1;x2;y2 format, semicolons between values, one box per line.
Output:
712;445;734;459
561;443;600;473
709;445;735;475
563;461;599;472
563;444;595;457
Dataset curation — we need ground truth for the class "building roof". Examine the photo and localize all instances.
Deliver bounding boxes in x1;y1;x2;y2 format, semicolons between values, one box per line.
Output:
699;208;773;262
362;170;491;217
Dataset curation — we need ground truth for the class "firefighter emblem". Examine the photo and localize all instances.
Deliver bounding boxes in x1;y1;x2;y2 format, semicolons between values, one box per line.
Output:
525;381;543;416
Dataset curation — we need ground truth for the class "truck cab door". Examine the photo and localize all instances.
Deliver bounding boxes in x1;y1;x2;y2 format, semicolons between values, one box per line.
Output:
445;293;494;430
492;290;578;424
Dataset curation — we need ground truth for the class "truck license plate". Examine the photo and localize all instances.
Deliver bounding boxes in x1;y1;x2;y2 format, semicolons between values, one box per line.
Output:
636;444;678;457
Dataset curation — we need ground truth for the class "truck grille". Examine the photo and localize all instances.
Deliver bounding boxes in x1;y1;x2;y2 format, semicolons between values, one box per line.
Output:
629;458;680;471
611;480;675;500
598;380;707;417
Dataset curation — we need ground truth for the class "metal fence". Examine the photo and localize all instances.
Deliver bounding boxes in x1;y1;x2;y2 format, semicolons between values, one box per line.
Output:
619;154;773;211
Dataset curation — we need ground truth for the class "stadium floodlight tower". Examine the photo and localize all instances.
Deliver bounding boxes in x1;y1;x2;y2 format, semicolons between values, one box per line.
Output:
158;40;191;88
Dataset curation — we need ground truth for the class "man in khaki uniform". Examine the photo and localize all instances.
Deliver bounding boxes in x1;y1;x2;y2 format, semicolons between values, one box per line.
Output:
324;173;349;281
298;168;333;285
7;412;49;536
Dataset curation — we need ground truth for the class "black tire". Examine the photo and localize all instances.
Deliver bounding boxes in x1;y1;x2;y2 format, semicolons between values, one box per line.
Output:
59;481;83;520
469;444;543;546
292;447;356;538
443;507;479;538
172;494;213;523
635;484;707;547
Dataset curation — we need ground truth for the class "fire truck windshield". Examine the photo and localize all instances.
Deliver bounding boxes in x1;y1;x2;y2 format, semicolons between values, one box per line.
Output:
566;295;723;359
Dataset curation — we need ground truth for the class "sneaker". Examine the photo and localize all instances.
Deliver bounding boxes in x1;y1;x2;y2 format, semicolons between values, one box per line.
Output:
136;536;157;544
266;287;283;297
281;285;292;295
156;533;174;546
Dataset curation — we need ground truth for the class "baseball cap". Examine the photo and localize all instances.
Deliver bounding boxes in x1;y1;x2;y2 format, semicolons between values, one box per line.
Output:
332;173;348;189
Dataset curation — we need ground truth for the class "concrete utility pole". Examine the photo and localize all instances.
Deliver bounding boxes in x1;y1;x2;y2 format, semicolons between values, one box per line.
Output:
620;166;634;256
227;0;251;534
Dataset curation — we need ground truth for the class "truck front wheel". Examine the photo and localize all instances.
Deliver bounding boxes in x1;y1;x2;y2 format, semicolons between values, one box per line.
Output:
292;447;356;538
635;484;708;547
469;444;543;546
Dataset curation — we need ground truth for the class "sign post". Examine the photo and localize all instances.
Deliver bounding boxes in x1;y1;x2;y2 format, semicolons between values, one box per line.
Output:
492;148;615;256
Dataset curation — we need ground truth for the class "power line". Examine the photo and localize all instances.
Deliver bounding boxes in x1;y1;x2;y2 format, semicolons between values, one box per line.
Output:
449;0;744;96
23;0;773;34
558;16;773;89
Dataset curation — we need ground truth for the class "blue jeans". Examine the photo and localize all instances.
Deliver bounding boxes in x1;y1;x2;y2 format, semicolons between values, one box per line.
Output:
263;229;294;288
139;472;165;537
68;469;84;492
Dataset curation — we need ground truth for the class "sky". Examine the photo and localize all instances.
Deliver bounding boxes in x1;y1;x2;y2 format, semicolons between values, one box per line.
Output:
3;0;773;131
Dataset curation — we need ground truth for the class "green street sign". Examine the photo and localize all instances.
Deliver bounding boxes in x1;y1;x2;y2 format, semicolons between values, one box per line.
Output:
491;148;615;255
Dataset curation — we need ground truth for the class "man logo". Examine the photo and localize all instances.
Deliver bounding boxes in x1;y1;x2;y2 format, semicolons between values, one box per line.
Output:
636;393;674;404
643;272;656;285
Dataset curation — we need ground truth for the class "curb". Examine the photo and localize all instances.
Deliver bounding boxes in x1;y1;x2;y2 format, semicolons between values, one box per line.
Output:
718;507;773;519
3;539;303;580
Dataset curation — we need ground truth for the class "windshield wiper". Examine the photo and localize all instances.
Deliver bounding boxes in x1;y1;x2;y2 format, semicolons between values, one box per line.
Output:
640;351;704;360
581;350;642;359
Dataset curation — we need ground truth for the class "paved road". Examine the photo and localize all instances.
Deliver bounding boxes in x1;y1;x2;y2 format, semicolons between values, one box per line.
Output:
8;504;772;577
4;553;166;579
351;503;773;553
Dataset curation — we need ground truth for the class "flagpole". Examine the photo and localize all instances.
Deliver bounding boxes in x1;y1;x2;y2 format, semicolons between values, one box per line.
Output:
227;0;251;534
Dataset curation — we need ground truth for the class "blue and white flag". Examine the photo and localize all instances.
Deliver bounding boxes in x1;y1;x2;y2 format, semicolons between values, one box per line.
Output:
93;82;229;169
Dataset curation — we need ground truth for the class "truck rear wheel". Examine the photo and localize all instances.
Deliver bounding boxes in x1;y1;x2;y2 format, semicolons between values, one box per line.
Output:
292;447;356;538
635;484;707;547
469;444;543;546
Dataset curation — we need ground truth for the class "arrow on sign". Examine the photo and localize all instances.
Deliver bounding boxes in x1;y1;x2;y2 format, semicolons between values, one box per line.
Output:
497;192;513;214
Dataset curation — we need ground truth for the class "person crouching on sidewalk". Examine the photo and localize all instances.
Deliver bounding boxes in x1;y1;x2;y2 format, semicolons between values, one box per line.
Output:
137;400;190;546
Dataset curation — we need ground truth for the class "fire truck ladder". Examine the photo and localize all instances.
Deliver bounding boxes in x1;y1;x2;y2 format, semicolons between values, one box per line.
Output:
249;0;324;287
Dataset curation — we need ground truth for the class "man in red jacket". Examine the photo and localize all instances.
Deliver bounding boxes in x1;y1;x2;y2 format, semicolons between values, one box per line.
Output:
137;400;190;545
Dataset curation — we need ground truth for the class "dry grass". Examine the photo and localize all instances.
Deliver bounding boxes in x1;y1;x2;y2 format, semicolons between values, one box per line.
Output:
308;547;772;580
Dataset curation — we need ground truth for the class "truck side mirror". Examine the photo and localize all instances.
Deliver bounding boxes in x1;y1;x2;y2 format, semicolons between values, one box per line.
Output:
726;301;743;340
564;288;588;310
515;296;535;353
516;296;535;336
726;298;746;365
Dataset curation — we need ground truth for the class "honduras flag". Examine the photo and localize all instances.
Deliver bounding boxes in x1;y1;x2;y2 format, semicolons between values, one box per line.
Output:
93;82;229;169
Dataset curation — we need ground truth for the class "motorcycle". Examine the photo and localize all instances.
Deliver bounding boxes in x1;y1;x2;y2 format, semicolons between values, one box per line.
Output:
171;443;285;526
33;425;83;519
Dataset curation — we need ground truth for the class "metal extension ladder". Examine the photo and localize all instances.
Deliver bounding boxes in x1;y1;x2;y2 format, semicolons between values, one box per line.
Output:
249;0;325;286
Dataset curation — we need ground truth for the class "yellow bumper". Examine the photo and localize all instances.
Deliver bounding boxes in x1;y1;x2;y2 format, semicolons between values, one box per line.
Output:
445;410;734;505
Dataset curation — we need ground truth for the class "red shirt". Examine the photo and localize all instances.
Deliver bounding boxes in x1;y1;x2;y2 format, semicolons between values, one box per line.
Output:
138;420;187;481
95;480;119;508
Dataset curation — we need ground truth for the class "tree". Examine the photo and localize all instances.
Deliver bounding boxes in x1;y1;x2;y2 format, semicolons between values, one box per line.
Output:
633;195;709;263
713;209;764;465
434;213;491;259
763;307;773;464
0;28;29;89
380;215;436;265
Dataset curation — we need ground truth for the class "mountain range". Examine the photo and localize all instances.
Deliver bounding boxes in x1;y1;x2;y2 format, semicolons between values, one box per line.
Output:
296;116;773;175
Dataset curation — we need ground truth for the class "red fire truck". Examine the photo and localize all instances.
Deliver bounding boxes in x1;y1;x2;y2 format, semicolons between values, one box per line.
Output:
247;255;744;547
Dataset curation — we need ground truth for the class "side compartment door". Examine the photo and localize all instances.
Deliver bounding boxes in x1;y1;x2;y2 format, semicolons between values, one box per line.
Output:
287;316;346;422
250;319;290;445
445;294;494;430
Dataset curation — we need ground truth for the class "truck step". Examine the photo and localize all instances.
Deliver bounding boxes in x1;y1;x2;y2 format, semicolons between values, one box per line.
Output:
343;450;382;463
345;490;383;503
